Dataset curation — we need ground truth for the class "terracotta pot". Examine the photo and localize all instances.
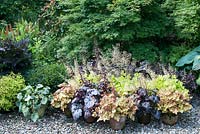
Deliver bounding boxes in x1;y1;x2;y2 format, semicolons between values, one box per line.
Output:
109;116;126;130
137;113;151;125
161;113;178;125
37;104;47;118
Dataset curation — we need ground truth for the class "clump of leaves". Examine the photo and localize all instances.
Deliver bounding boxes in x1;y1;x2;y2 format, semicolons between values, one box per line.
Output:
70;85;101;121
16;84;52;122
148;75;192;114
176;71;198;92
109;72;139;96
51;83;77;112
93;92;137;122
0;73;25;111
0;39;31;73
135;88;161;120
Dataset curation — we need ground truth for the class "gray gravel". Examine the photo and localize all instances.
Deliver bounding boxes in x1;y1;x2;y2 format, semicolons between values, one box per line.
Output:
1;95;200;134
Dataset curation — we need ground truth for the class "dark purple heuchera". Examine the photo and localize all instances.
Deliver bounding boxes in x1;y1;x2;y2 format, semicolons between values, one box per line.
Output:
176;71;198;92
70;86;101;121
136;87;161;120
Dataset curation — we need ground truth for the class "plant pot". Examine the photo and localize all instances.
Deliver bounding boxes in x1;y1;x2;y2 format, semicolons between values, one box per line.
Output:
161;113;178;125
84;116;97;123
64;108;72;118
109;116;126;130
137;113;151;125
37;104;47;118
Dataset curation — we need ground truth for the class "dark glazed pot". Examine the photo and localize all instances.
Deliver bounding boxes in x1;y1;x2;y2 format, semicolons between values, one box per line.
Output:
109;116;126;130
84;116;97;123
137;113;151;125
64;108;72;118
161;113;178;125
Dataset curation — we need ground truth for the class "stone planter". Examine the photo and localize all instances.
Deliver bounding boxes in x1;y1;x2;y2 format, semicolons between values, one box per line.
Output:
137;113;151;125
109;116;126;130
161;113;178;125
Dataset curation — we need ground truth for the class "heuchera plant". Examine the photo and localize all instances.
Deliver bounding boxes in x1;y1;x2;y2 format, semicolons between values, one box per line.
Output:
70;85;101;121
93;92;137;122
148;75;192;114
135;87;161;120
51;83;76;112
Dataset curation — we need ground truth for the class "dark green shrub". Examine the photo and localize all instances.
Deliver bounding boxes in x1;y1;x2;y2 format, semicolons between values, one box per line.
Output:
167;45;191;65
26;63;68;92
0;73;26;111
128;43;159;63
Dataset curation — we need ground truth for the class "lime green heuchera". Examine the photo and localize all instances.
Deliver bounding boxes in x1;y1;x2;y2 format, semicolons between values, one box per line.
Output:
148;75;192;114
109;72;141;96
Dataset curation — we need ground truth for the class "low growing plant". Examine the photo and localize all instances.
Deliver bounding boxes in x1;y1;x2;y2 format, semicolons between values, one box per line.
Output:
0;73;25;111
148;75;192;114
16;84;52;122
135;87;161;120
70;85;101;121
93;92;137;122
51;83;77;112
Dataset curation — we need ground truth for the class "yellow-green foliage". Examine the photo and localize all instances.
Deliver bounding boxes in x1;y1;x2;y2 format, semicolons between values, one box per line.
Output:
109;72;143;96
148;75;192;114
0;73;25;111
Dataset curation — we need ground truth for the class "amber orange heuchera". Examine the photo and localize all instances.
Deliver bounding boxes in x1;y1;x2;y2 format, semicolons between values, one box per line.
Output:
157;89;192;114
51;83;76;112
93;93;137;121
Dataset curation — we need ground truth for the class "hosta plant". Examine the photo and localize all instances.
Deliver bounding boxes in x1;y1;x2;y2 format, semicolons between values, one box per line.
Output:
93;92;137;122
16;84;52;122
148;75;192;115
51;83;76;112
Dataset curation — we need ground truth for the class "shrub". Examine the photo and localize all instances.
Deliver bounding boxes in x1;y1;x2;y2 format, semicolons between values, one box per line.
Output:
0;73;25;111
0;39;31;74
25;63;68;92
128;43;159;63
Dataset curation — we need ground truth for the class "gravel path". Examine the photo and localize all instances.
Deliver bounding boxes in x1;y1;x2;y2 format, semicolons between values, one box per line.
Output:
1;95;200;134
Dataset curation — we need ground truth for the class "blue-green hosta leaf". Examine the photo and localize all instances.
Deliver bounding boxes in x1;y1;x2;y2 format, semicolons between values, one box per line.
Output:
176;51;199;67
41;97;48;105
193;45;200;52
31;113;39;122
192;55;200;70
